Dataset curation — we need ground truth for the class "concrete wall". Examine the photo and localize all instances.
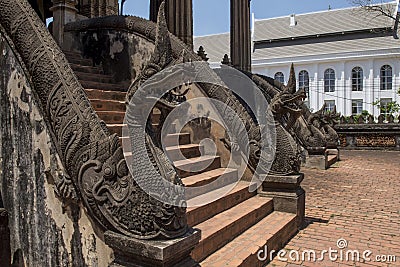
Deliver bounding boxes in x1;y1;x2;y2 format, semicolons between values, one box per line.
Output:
0;36;113;267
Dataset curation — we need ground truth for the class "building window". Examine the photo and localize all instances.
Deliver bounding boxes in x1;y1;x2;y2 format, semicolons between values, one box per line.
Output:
324;100;336;112
352;99;363;115
324;68;335;92
380;65;392;90
298;70;309;97
380;98;393;115
274;72;284;83
352;67;363;91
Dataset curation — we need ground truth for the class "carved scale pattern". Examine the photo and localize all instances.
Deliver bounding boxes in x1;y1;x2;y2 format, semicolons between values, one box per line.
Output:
0;0;187;239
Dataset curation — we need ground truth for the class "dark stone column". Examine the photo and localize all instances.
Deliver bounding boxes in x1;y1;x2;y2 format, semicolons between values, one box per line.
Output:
230;0;251;71
166;0;193;49
150;0;163;22
151;0;193;49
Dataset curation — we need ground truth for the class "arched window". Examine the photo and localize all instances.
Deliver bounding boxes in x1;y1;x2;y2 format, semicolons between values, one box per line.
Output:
274;72;285;83
380;65;392;90
324;68;335;92
352;67;363;91
299;70;310;97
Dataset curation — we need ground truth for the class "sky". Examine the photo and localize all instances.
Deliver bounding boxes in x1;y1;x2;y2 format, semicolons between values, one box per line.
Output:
122;0;393;36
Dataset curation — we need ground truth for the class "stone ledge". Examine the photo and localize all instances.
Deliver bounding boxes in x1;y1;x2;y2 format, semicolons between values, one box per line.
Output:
105;228;201;267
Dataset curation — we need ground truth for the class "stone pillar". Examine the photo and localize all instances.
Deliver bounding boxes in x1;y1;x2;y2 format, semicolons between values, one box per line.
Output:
80;0;119;18
150;0;193;49
50;0;78;47
230;0;251;72
258;174;305;228
166;0;193;49
150;0;163;22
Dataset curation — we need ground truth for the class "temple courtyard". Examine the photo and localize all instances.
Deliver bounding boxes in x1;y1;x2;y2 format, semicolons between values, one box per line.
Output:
268;150;400;267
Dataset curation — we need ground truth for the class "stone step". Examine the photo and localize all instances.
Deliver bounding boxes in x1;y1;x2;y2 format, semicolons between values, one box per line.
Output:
174;155;221;178
163;133;191;146
66;56;93;66
191;196;274;262
151;112;161;124
80;80;128;91
107;124;126;136
90;99;126;112
183;168;239;199
165;143;203;161
187;181;255;227
97;111;125;124
70;63;103;74
200;212;298;267
85;89;126;102
151;122;177;135
63;50;83;59
75;71;114;84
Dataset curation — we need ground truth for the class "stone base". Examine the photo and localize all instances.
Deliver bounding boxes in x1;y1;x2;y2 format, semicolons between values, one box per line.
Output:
327;148;340;161
304;153;328;170
105;228;201;267
258;174;305;228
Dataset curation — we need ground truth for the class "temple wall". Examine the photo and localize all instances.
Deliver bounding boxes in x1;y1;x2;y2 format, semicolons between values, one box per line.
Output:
64;28;155;84
0;36;113;267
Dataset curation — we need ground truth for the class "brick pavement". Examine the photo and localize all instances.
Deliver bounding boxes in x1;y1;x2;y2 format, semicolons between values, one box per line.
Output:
268;150;400;267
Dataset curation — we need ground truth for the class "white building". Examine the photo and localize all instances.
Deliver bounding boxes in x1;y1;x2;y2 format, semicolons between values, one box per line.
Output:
194;1;400;116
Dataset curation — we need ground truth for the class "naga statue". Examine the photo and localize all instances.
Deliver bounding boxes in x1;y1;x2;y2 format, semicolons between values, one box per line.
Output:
242;65;328;151
0;0;187;240
307;104;340;148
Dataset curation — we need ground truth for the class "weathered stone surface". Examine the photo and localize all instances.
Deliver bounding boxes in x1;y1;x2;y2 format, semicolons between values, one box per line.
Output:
64;28;154;84
0;35;112;267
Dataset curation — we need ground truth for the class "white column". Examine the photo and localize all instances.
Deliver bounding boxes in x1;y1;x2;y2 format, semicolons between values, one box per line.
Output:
337;62;345;115
311;64;319;112
366;59;374;115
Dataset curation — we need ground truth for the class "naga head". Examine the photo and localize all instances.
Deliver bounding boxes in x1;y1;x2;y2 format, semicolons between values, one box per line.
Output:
308;104;339;147
269;84;306;125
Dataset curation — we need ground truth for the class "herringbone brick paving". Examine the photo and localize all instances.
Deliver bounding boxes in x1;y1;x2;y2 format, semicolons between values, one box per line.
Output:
269;150;400;267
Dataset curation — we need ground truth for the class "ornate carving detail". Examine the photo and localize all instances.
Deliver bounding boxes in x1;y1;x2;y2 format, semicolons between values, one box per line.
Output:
248;70;328;150
0;0;187;239
356;135;396;147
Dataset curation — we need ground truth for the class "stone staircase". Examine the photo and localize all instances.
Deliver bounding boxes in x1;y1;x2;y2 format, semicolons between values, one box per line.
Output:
65;51;299;266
